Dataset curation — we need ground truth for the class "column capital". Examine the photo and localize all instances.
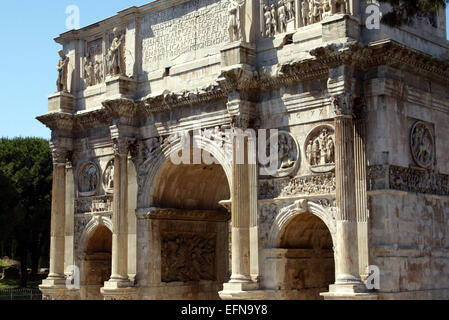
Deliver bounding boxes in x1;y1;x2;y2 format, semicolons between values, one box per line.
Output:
331;93;354;118
49;142;71;165
110;125;136;156
112;138;135;156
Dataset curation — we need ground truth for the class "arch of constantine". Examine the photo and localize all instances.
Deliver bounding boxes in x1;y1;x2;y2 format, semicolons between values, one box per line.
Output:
38;0;449;300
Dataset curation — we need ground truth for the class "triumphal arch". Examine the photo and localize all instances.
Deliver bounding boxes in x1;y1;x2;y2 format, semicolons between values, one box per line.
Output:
38;0;449;300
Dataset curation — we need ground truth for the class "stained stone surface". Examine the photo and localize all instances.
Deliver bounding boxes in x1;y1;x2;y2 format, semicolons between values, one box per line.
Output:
38;0;449;300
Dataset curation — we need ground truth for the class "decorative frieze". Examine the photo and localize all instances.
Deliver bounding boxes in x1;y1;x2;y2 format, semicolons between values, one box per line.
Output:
259;173;336;199
367;165;449;196
161;232;217;282
75;195;113;214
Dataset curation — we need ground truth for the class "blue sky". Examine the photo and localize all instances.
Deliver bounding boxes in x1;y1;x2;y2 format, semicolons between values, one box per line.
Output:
0;2;448;140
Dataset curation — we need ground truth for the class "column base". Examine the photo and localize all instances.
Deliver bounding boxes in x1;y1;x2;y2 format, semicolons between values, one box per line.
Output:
101;280;138;300
218;281;261;300
39;279;80;300
320;283;378;300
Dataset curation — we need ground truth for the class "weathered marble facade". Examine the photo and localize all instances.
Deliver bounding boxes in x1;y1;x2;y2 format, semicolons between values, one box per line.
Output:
38;0;449;300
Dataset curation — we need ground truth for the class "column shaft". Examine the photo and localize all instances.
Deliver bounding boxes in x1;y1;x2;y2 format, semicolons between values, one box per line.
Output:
110;151;129;282
230;134;251;282
48;162;66;280
334;115;362;285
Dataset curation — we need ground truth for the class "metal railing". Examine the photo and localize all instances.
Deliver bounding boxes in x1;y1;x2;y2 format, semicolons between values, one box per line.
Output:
0;288;42;300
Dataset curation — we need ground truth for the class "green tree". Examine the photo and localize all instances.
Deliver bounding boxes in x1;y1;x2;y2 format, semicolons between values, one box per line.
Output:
0;138;52;287
379;0;446;27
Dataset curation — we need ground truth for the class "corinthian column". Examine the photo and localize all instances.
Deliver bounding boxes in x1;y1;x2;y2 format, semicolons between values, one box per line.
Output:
322;94;367;299
220;114;260;300
230;129;251;283
107;138;132;286
47;148;69;282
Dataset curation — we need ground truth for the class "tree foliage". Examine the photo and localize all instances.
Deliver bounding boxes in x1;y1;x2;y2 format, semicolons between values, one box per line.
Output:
379;0;446;27
0;137;52;287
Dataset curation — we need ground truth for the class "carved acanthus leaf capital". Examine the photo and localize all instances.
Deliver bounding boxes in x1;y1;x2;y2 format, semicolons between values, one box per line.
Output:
112;137;135;156
330;93;354;117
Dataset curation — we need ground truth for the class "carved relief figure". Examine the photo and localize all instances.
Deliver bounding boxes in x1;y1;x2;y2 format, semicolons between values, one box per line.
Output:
263;131;299;177
161;232;217;282
56;50;69;92
83;55;95;87
94;61;103;84
107;28;125;76
305;126;335;172
84;40;103;86
78;163;99;196
277;1;287;33
228;0;244;42
410;122;434;168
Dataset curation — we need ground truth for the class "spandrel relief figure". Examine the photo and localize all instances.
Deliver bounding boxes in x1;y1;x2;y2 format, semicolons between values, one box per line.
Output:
103;160;115;192
107;27;125;76
56;50;69;92
228;0;244;42
278;1;287;33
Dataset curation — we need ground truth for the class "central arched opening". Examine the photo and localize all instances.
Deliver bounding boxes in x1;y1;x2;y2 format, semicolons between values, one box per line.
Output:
82;225;112;300
149;147;231;300
277;212;335;300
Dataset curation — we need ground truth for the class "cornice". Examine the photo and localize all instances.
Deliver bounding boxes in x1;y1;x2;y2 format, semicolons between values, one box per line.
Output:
36;112;74;131
141;82;227;114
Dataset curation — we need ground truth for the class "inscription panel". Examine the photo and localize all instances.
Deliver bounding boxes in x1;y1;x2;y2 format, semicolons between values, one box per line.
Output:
141;0;229;72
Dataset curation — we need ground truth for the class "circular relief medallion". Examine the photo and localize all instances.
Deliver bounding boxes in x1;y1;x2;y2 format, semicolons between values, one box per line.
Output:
261;131;300;178
304;125;335;173
410;121;434;168
102;159;115;194
78;162;100;197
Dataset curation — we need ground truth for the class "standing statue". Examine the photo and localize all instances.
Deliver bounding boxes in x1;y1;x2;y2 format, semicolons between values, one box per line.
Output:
286;0;295;21
308;0;321;24
264;5;274;37
270;4;278;35
228;0;244;42
107;27;125;76
301;0;309;26
56;50;69;92
278;1;287;33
